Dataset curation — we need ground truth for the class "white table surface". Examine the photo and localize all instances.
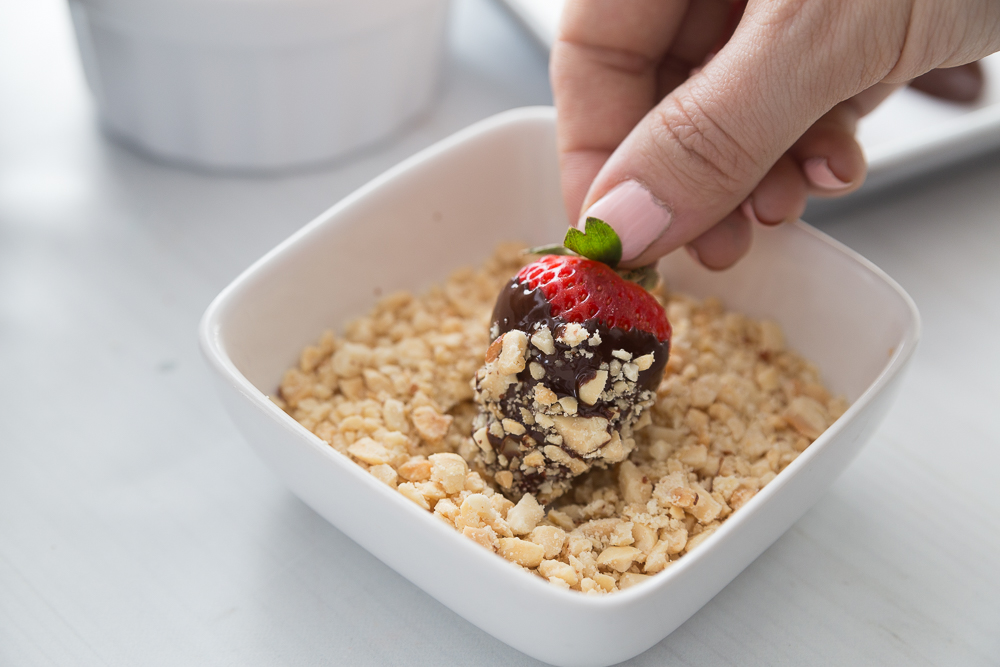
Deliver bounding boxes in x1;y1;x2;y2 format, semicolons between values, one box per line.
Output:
2;1;998;665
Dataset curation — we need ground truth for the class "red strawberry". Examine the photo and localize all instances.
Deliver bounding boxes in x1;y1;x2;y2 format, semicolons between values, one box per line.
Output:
473;217;672;502
514;254;671;342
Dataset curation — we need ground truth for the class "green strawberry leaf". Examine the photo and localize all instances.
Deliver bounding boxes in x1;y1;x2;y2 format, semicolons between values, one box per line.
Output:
563;217;623;268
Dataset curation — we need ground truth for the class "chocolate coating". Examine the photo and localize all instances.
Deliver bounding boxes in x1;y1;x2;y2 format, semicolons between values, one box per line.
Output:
472;276;671;501
491;277;670;407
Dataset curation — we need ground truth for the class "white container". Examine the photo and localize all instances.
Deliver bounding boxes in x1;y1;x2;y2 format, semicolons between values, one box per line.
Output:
199;107;920;666
68;0;450;171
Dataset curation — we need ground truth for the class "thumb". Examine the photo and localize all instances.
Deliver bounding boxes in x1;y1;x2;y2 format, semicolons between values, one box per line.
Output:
579;1;903;268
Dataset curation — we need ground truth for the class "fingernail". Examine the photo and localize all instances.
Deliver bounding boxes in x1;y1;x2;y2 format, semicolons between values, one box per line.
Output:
740;198;761;225
581;180;672;262
803;157;851;190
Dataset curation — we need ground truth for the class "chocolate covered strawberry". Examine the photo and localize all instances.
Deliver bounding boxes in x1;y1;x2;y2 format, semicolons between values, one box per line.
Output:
472;219;671;502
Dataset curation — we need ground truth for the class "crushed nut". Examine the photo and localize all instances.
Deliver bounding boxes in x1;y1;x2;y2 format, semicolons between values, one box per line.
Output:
369;464;398;488
497;330;528;375
429;453;468;494
498;538;545;568
506;494;545;535
784;396;829;439
539;559;578;587
280;244;843;596
348;438;391;466
530;327;555;355
528;526;567;558
557;323;589;347
578;370;608;405
552;415;611;455
596;546;642;573
411;406;453;442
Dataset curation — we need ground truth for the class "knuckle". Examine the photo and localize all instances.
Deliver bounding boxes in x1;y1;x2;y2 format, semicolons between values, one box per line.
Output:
552;39;654;80
648;94;759;195
754;0;811;30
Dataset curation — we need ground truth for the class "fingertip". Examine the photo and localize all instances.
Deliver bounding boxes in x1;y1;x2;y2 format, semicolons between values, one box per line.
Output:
582;180;674;266
741;198;762;225
685;210;753;270
744;154;808;225
789;103;869;198
802;157;852;191
560;149;613;222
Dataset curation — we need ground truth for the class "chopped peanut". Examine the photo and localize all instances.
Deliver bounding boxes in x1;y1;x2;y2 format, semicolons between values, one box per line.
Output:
784;396;829;439
348;438;391;466
280;244;842;595
369;464;398;488
506;494;545;535
498;538;545;568
429;453;468;494
411;406;453;442
596;546;642;573
539;559;578;587
497;330;528;375
528;526;567;559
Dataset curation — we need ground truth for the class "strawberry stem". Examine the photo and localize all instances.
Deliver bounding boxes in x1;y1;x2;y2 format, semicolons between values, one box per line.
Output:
616;265;660;291
563;218;623;268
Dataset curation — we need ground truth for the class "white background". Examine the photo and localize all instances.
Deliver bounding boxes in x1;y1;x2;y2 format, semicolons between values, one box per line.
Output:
1;1;998;665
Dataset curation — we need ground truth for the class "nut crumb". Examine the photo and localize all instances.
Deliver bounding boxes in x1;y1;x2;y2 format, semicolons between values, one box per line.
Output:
279;244;845;595
411;406;453;443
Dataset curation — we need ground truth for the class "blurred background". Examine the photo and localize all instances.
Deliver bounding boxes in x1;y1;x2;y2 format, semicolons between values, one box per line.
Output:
2;0;998;665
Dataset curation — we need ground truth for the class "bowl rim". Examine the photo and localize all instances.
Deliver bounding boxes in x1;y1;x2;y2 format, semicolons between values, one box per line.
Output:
198;105;921;607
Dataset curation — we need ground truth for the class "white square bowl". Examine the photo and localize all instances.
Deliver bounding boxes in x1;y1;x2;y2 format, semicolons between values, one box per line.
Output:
199;106;920;667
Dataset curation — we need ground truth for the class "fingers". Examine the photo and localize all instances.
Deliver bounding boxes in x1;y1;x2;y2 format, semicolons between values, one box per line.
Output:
577;0;912;268
552;0;691;220
553;0;743;221
685;209;752;270
789;102;865;197
655;0;739;98
691;95;873;270
789;82;900;198
558;150;613;231
557;0;999;271
742;154;807;225
738;84;896;245
908;62;984;102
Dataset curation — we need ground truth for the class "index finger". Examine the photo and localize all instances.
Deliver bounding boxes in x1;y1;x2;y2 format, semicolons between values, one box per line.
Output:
551;0;734;219
551;0;688;219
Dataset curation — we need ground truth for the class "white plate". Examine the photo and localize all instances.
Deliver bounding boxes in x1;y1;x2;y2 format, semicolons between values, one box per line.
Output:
499;0;1000;199
200;107;919;667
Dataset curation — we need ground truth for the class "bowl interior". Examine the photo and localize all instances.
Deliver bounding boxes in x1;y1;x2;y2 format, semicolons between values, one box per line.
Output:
658;225;915;401
212;108;914;406
200;107;920;666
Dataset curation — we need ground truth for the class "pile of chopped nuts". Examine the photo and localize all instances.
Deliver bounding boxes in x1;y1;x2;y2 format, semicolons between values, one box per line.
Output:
275;244;848;594
471;321;661;504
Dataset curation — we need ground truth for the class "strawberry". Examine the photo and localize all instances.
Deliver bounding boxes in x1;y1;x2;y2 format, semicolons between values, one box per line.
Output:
513;254;671;342
473;218;673;502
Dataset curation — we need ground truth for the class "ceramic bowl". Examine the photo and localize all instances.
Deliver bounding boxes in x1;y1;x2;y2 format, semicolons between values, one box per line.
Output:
199;106;920;666
68;0;449;171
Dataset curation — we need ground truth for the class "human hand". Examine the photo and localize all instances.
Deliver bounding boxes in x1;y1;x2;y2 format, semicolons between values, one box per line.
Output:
552;0;1000;269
